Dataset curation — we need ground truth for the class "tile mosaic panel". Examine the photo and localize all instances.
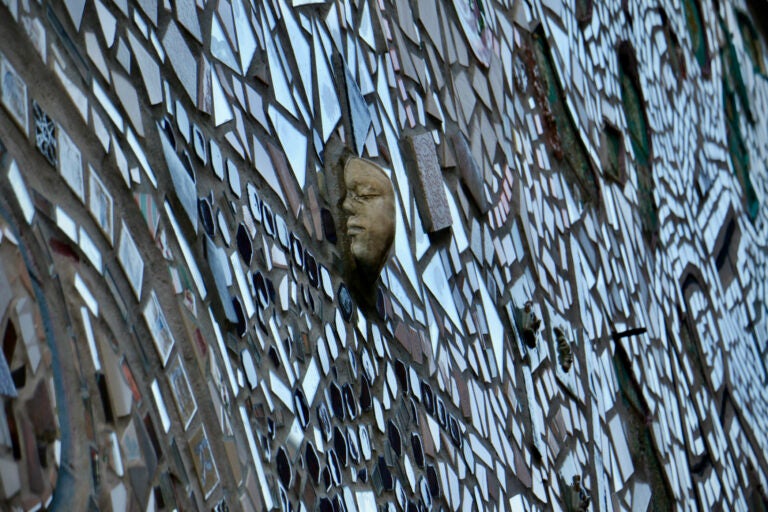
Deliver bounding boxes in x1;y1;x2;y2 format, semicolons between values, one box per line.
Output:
0;0;766;510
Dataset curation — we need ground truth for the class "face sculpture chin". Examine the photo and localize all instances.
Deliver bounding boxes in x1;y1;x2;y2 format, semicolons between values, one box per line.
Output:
341;158;396;279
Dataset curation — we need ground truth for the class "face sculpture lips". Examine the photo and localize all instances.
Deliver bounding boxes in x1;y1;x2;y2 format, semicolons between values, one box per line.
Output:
346;216;371;259
346;220;365;236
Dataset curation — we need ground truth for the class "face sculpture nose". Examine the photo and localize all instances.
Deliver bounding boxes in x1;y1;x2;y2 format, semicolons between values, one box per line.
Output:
342;195;354;215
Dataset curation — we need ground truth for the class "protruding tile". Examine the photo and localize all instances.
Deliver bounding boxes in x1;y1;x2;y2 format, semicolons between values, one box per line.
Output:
175;0;202;42
451;132;490;213
404;133;452;232
334;55;371;156
162;21;198;102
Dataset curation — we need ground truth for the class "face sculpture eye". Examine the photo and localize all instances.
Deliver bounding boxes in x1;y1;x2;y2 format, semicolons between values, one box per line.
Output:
342;158;396;279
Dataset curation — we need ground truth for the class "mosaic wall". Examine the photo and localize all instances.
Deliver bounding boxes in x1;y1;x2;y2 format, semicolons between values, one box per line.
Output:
0;0;767;510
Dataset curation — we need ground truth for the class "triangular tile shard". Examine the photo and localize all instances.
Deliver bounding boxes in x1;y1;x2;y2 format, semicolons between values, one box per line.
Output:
333;53;371;156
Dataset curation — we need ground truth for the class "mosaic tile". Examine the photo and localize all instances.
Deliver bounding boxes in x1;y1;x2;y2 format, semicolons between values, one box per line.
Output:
127;29;162;105
63;0;86;31
57;127;84;201
161;20;198;102
159;121;198;231
112;70;144;136
337;55;373;156
174;0;201;43
404;132;452;233
85;30;110;83
451;131;490;213
211;14;239;73
32;100;57;166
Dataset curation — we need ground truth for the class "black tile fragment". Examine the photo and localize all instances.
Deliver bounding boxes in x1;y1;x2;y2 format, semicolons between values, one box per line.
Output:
318;497;333;512
426;464;440;499
96;373;114;422
333;426;348;467
199;198;215;236
306;442;320;484
342;383;357;419
321;208;337;244
140;413;161;466
253;272;269;307
276;446;291;487
331;493;346;512
375;287;386;320
421;381;434;415
232;296;246;336
372;456;394;493
395;359;409;395
387;419;401;456
236;223;252;265
269;345;280;368
11;366;25;389
321;465;332;491
160;118;176;149
294;388;309;428
359;376;372;412
329;381;345;420
449;415;462;448
305;249;319;287
317;403;332;442
411;433;424;468
338;284;353;321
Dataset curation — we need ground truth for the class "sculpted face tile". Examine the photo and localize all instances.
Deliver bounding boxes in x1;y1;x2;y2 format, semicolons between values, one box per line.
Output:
342;158;395;280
